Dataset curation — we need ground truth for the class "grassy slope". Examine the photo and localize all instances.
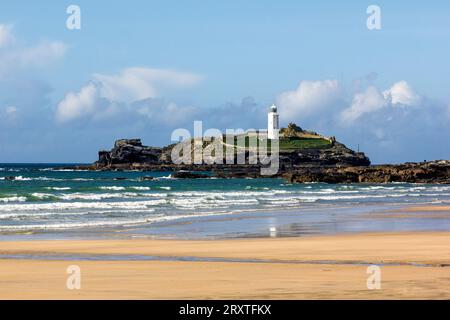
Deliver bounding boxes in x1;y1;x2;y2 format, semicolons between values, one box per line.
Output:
227;136;332;152
278;137;332;150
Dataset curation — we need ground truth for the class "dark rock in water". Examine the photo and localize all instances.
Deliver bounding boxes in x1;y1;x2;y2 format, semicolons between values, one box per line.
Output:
283;160;450;184
172;171;209;179
96;139;164;166
4;176;16;181
113;177;128;180
213;170;263;179
140;176;154;181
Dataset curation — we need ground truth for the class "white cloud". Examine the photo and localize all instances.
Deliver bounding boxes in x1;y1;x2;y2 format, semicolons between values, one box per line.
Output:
0;106;18;125
56;83;99;123
276;80;341;121
340;86;388;124
18;41;66;67
1;105;17;117
93;67;202;102
0;24;14;48
340;81;421;125
0;24;66;75
56;67;202;123
136;101;198;126
5;106;17;115
383;81;420;106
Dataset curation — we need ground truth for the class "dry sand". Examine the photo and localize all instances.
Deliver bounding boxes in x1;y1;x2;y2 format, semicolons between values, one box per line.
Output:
401;205;450;212
1;231;450;299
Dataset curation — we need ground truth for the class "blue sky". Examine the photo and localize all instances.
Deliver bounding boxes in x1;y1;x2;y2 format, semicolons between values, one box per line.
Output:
0;0;450;163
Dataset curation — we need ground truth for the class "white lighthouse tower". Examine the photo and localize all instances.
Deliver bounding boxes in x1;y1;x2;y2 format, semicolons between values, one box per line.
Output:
267;104;279;140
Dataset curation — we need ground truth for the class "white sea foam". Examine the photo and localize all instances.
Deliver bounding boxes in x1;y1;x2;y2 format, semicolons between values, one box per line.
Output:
0;199;167;212
100;186;126;191
0;207;156;220
361;186;397;190
0;176;31;181
0;196;27;203
155;175;173;180
0;210;238;231
0;176;65;181
45;187;72;191
59;192;139;201
130;186;151;191
30;193;54;199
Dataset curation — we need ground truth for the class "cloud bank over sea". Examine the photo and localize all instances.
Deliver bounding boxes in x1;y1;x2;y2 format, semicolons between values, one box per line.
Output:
1;22;450;164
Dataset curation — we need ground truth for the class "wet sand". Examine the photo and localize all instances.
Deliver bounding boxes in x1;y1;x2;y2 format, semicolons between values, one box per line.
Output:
1;231;450;299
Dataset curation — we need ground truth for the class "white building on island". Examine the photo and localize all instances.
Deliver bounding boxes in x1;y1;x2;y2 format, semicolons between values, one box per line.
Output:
267;104;279;140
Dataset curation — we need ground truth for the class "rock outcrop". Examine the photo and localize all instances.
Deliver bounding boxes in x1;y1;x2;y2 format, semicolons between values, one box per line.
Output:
279;142;370;167
172;171;210;179
283;160;450;184
94;138;370;169
69;137;449;184
97;139;165;166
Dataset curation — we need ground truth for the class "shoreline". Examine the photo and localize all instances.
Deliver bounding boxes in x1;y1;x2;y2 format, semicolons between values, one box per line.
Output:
1;231;450;299
1;202;449;241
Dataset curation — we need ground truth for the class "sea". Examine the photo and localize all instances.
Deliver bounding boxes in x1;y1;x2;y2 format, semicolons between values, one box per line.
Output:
1;163;450;239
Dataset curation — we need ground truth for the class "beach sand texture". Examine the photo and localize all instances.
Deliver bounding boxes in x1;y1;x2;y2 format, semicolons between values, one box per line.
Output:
1;231;450;299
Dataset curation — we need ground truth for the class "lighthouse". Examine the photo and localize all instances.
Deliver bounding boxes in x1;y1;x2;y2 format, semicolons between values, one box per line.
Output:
267;104;279;140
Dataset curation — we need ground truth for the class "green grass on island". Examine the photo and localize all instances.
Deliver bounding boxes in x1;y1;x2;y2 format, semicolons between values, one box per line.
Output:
186;135;333;158
278;137;332;150
227;136;332;151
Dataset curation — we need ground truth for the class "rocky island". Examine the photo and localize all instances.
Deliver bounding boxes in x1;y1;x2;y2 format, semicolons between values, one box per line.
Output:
70;123;450;184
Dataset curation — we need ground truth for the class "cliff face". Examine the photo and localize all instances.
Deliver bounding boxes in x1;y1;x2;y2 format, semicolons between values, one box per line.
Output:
95;138;370;169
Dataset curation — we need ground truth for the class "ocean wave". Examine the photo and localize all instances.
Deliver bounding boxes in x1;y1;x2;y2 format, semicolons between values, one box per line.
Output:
30;193;56;200
0;199;168;212
360;186;397;190
0;210;238;232
0;217;157;231
45;187;72;191
156;174;173;180
0;176;66;181
0;196;27;203
0;176;32;181
129;186;151;191
0;208;156;220
59;192;140;201
170;197;259;209
100;186;126;191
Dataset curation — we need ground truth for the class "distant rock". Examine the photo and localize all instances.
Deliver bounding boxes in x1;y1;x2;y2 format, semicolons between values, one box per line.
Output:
139;176;154;181
283;160;450;184
97;139;164;166
172;171;209;179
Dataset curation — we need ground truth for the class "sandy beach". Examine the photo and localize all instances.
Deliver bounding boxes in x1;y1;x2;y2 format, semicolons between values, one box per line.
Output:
1;231;450;299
